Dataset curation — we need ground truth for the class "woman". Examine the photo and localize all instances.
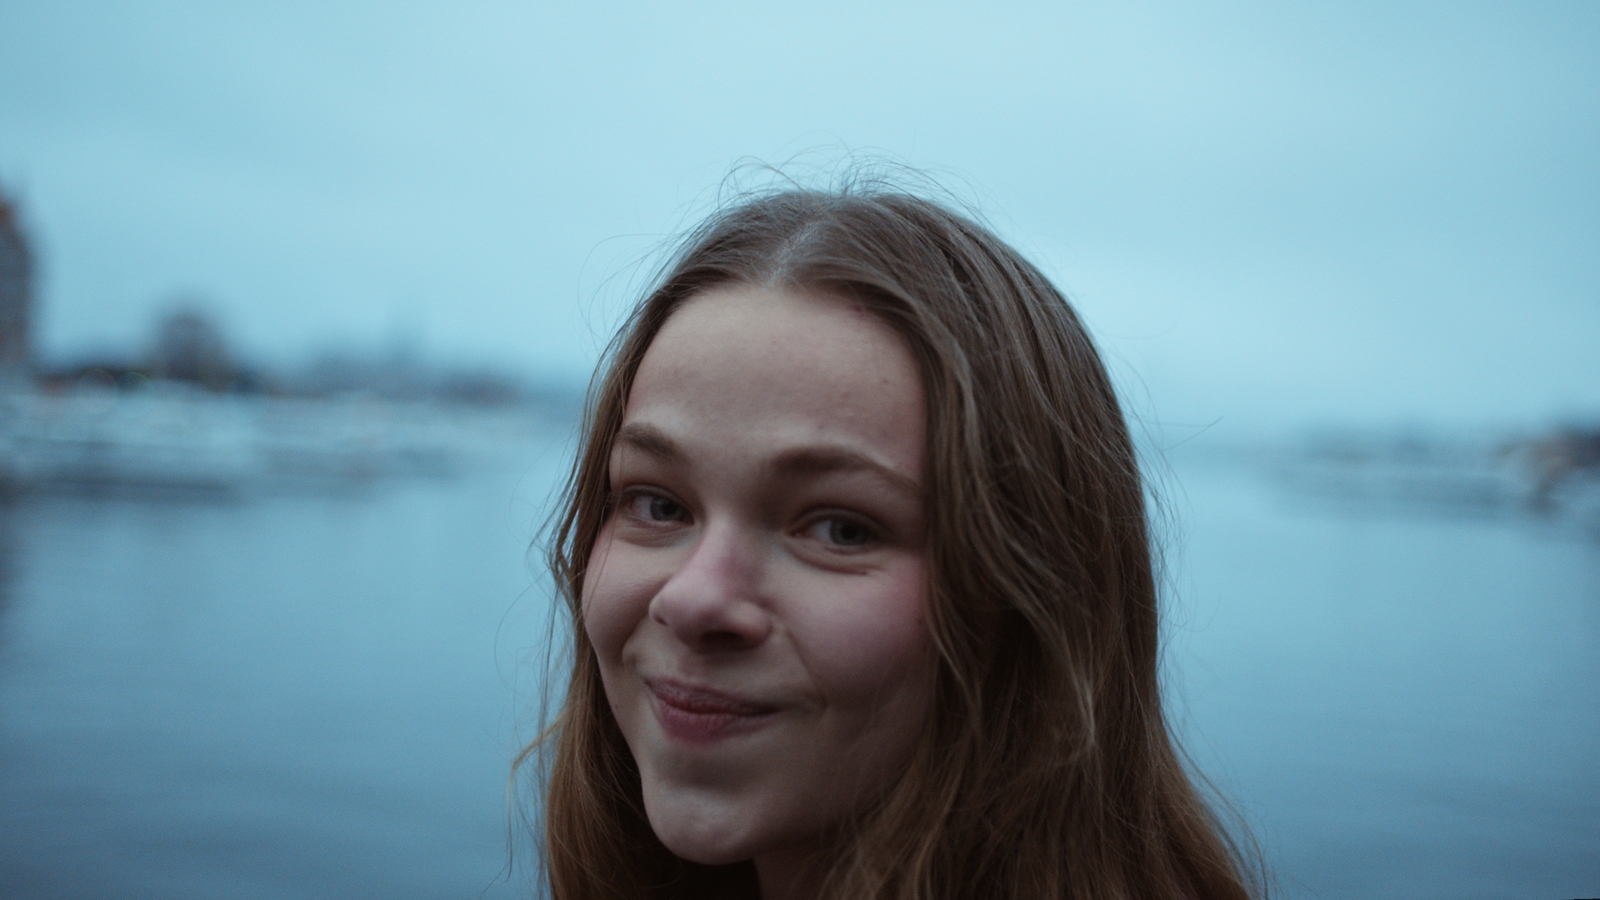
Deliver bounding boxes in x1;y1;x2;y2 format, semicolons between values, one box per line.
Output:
523;185;1258;900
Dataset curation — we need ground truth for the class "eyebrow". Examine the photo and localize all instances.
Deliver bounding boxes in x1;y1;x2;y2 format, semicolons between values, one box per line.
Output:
612;422;920;497
768;446;921;498
614;422;685;463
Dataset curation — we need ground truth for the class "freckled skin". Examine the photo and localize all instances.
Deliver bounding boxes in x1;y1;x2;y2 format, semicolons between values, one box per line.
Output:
583;285;934;900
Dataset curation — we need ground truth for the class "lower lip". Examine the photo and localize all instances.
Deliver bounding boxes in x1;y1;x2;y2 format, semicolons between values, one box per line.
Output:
647;690;779;744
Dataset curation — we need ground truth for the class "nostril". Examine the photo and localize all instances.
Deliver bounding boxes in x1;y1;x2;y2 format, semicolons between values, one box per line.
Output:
698;629;753;651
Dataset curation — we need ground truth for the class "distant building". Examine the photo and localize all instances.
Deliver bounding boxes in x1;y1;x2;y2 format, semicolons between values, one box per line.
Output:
0;190;34;381
149;306;236;390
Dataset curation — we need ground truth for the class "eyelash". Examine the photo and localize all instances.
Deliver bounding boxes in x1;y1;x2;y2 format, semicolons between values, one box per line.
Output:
614;488;689;525
802;515;877;549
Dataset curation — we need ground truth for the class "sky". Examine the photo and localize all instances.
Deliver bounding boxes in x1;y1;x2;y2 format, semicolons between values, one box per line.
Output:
0;2;1595;435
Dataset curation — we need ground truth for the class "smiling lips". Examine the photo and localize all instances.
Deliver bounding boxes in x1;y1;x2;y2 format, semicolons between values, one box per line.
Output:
646;678;780;743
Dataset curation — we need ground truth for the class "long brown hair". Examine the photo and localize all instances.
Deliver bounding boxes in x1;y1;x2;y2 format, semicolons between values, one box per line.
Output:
521;185;1259;900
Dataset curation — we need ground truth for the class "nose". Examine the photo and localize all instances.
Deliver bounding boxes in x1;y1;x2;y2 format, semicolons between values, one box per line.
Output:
648;518;771;652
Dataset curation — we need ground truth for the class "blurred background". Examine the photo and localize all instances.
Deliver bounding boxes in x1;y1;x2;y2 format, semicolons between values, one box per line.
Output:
0;3;1595;898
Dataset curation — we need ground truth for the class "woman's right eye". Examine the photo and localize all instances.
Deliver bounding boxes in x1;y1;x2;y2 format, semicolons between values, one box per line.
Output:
623;492;689;524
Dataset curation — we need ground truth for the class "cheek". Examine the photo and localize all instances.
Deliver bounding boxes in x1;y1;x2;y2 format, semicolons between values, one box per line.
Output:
581;530;652;664
798;557;931;699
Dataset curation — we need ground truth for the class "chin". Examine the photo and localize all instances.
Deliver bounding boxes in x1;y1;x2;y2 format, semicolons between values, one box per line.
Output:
656;834;752;867
642;793;763;866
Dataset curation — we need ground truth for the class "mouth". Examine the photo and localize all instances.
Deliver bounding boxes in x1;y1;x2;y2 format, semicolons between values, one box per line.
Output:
645;678;781;743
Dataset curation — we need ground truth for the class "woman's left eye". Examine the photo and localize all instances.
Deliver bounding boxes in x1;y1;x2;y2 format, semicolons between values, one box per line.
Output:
806;516;875;548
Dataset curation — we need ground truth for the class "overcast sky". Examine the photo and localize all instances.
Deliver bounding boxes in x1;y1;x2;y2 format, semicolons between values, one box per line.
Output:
1;2;1595;435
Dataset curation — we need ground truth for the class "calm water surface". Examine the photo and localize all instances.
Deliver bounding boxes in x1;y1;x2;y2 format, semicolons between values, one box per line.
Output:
1167;457;1599;900
0;433;1595;899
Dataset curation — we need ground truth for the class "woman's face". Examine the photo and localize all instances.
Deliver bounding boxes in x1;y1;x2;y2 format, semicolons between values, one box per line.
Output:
583;284;933;890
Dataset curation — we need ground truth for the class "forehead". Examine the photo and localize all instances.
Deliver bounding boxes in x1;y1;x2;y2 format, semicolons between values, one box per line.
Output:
622;284;925;477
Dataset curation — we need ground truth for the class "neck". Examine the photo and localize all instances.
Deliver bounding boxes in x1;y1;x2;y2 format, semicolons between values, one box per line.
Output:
753;847;822;900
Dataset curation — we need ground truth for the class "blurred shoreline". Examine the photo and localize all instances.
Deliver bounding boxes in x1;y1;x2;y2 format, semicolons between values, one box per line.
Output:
1187;424;1600;536
0;379;578;499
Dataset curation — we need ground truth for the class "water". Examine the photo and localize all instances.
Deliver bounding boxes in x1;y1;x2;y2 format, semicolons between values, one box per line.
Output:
1166;457;1600;899
0;432;571;900
0;434;1595;899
